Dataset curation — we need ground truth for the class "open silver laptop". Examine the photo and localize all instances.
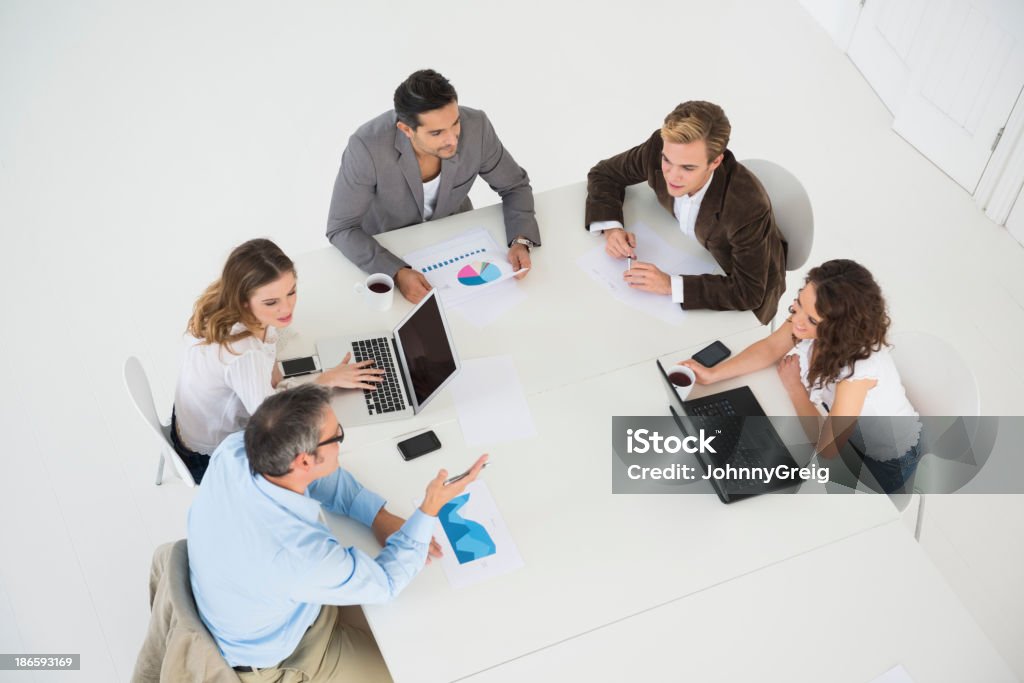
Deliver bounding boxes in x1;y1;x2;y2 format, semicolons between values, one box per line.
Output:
316;290;461;426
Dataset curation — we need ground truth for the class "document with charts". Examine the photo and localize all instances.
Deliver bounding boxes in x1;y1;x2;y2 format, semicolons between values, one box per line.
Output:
576;221;720;326
417;480;524;589
402;228;526;313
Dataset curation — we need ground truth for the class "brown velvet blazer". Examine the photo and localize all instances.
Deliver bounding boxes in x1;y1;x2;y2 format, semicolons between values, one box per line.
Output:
585;131;787;325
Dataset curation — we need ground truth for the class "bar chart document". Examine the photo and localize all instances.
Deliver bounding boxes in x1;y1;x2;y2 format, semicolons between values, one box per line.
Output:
403;228;527;325
404;228;522;307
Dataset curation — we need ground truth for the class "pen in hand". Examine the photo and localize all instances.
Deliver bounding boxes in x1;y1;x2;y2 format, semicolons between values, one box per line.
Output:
444;462;489;486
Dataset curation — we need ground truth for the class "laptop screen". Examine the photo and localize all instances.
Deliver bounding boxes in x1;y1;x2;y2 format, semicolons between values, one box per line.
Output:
393;291;460;412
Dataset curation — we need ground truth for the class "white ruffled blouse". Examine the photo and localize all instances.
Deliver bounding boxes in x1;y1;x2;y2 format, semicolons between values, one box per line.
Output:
173;323;279;455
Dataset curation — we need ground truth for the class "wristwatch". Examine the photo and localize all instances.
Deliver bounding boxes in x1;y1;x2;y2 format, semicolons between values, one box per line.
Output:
510;237;537;251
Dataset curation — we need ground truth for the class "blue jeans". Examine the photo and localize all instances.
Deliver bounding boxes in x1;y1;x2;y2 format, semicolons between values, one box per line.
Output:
861;443;922;494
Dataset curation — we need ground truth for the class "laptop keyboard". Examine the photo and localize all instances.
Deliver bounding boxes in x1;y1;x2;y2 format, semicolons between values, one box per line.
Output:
687;398;738;417
688;399;741;454
688;400;771;480
687;400;784;493
351;338;406;415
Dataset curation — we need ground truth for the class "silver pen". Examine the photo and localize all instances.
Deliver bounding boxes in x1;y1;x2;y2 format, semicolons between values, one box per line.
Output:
444;462;489;486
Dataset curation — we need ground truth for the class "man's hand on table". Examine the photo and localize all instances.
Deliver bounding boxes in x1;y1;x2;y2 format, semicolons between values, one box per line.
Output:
395;267;432;304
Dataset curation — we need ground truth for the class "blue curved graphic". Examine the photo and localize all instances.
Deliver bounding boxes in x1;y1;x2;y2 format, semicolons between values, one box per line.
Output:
438;493;496;564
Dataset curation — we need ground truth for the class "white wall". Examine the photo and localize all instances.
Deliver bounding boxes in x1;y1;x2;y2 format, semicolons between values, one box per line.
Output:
798;0;862;49
1;0;1022;680
1008;184;1024;243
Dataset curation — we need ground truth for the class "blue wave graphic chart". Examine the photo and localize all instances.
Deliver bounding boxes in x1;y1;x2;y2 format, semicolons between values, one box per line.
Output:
438;493;497;564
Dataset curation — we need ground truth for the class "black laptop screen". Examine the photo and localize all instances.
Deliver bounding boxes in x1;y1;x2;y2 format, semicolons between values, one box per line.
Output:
394;293;458;407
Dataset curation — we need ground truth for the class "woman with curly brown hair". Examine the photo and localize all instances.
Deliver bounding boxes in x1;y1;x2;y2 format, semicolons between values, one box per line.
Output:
172;239;384;483
679;259;921;493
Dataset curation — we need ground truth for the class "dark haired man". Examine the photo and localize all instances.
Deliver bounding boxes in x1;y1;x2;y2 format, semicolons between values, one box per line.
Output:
327;69;541;304
585;101;787;325
188;384;487;680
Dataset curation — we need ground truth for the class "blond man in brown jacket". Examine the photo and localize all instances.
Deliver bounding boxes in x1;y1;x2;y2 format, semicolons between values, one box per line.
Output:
585;101;787;325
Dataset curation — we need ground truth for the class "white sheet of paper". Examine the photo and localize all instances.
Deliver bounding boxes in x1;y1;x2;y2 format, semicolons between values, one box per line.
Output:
448;355;537;446
870;665;914;683
402;228;527;324
576;221;719;326
422;480;524;590
451;277;528;328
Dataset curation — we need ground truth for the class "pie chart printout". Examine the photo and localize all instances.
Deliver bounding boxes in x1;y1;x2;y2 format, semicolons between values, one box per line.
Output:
457;261;502;287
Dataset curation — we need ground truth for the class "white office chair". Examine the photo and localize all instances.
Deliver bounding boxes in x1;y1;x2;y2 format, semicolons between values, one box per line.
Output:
890;331;982;539
890;332;980;417
742;159;814;330
123;356;196;488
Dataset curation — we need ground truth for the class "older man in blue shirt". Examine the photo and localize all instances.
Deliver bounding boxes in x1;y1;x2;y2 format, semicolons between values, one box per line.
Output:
188;384;486;681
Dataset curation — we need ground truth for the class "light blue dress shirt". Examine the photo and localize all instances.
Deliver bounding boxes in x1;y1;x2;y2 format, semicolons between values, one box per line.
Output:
187;431;435;668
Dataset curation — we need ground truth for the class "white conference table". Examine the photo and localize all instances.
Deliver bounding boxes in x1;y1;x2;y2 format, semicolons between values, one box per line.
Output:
460;519;1017;683
283;182;755;403
290;183;1005;681
337;327;901;683
284;181;759;453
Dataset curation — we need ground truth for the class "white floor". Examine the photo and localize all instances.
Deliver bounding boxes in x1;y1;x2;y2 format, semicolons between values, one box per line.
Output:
1;1;1022;680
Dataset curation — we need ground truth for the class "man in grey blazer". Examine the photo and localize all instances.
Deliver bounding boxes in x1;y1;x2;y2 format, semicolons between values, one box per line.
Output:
326;70;542;304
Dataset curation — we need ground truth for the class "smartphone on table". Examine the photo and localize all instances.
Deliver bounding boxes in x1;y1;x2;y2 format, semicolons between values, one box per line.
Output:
692;341;731;367
397;430;441;461
279;355;321;379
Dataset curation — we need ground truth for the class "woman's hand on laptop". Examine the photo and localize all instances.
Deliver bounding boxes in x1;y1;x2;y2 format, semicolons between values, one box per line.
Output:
316;352;386;390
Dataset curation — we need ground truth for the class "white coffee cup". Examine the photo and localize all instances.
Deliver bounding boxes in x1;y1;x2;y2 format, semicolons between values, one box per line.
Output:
667;365;696;401
354;273;395;311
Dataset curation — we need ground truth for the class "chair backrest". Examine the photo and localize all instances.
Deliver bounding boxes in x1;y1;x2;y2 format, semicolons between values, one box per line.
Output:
889;332;980;417
132;540;240;683
164;540;221;648
124;356;166;435
890;332;988;495
741;159;814;272
123;356;196;487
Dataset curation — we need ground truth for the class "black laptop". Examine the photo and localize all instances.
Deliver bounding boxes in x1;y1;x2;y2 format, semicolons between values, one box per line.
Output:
655;360;801;504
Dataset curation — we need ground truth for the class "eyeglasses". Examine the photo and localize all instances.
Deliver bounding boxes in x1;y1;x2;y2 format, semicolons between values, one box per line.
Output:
315;424;345;449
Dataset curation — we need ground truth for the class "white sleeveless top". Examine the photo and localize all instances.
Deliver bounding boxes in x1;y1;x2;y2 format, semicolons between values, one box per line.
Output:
173;323;278;454
788;340;921;460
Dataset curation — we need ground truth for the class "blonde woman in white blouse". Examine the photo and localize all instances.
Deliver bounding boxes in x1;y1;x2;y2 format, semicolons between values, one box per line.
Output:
680;259;921;494
172;239;384;483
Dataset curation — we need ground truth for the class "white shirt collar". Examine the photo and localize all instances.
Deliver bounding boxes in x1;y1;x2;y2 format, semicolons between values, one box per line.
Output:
679;171;714;204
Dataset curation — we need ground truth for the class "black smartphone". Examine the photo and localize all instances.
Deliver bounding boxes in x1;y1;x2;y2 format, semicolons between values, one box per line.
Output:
397;430;442;461
279;355;321;378
692;340;731;367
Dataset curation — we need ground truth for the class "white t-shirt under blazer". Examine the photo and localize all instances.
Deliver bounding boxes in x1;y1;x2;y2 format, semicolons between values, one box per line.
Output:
173;323;278;455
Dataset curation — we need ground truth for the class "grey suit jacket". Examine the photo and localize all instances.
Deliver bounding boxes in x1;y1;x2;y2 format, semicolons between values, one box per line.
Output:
326;106;541;276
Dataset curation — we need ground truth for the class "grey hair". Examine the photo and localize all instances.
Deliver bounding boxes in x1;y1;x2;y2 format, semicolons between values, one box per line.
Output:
244;383;333;477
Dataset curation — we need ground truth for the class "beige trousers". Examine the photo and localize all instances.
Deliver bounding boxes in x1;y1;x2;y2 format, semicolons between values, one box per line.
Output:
238;606;392;683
